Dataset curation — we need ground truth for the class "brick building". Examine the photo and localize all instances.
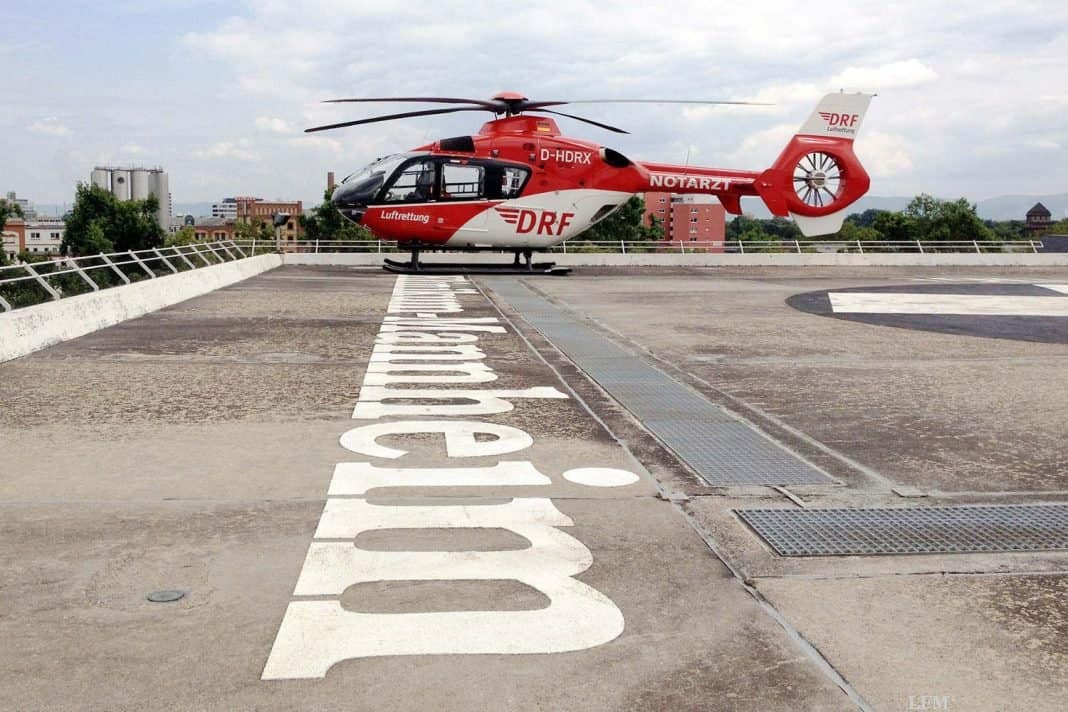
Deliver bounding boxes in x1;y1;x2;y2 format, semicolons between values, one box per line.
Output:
2;218;25;261
192;217;237;242
236;197;303;241
643;192;726;250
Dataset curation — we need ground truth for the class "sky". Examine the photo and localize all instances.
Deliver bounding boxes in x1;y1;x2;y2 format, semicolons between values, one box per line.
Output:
3;0;1067;210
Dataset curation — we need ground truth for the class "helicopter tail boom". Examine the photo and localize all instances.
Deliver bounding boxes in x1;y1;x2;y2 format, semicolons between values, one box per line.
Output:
754;92;874;235
635;92;874;236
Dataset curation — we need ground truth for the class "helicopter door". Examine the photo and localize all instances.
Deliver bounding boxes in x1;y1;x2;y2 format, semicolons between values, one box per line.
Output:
437;160;490;243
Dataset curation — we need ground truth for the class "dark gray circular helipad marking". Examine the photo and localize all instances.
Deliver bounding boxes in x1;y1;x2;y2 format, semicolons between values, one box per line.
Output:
786;283;1068;344
147;590;186;603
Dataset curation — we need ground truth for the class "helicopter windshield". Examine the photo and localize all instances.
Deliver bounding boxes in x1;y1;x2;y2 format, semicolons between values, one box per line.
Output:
340;153;412;191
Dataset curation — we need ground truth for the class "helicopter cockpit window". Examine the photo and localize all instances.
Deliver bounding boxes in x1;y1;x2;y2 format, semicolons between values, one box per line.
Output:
382;159;439;203
483;164;530;200
441;163;483;200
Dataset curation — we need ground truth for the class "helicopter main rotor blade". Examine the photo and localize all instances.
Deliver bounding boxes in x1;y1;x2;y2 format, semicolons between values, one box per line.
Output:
527;99;773;108
537;109;629;134
323;96;502;110
304;106;490;133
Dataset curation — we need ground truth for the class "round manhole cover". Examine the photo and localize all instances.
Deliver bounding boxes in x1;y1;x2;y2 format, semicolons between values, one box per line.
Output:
147;589;186;603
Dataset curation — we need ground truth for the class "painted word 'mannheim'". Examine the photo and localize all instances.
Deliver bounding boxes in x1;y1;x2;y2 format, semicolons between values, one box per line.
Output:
262;275;630;680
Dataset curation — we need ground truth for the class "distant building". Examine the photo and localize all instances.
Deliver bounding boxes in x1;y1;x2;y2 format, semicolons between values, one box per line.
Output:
169;214;196;234
4;191;36;220
236;197;303;241
192;217;237;242
23;219;65;255
1025;202;1052;235
90;166;172;231
2;218;25;260
643;192;726;249
2;217;64;258
212;197;240;220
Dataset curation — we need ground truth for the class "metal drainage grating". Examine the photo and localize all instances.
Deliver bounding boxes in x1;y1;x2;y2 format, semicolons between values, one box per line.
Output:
736;505;1068;556
487;279;833;486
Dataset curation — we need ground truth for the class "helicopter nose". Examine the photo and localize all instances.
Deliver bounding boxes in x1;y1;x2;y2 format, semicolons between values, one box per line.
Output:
331;181;366;223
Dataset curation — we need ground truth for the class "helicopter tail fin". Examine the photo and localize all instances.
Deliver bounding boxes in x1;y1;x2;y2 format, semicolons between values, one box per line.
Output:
754;92;874;236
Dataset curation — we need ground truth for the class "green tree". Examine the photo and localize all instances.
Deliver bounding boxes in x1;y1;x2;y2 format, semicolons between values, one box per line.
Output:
1041;218;1068;235
63;183;164;256
0;197;24;228
871;211;917;242
838;221;882;242
165;226;198;247
904;194;992;242
234;218;274;241
301;186;375;242
577;195;662;243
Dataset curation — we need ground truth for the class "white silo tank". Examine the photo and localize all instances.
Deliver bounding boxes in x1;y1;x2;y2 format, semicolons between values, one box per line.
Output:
112;170;131;201
90;168;110;191
151;171;170;229
131;169;150;201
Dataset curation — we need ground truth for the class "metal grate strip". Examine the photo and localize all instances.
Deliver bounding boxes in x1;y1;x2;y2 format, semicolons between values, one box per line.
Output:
487;279;833;486
736;505;1068;556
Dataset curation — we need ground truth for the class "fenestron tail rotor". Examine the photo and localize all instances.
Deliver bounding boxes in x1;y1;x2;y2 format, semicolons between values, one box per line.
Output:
304;91;770;133
793;152;842;209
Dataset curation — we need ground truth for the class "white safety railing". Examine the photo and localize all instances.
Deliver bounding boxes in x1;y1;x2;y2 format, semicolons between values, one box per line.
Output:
0;240;251;312
233;238;1044;256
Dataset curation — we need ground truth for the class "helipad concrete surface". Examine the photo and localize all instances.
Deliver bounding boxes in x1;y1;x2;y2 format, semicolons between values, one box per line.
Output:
2;264;1067;711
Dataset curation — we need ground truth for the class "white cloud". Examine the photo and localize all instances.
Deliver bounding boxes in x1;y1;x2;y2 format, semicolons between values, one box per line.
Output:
855;131;914;177
193;139;259;161
10;0;1068;203
831;59;938;90
255;116;294;134
288;135;342;152
29;118;71;136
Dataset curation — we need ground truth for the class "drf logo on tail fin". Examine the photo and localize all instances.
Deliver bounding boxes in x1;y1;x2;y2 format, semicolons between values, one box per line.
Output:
496;207;575;236
818;112;860;134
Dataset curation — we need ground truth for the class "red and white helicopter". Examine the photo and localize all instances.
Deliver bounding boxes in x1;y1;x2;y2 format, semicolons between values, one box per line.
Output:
307;91;873;273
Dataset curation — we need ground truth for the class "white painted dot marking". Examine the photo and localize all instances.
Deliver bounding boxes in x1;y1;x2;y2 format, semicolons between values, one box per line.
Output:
562;468;640;488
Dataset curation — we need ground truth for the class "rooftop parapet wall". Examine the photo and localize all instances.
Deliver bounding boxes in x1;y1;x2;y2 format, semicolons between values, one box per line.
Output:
0;253;282;363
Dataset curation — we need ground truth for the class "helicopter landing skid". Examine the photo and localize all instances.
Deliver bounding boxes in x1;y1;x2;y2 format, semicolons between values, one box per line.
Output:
382;257;570;276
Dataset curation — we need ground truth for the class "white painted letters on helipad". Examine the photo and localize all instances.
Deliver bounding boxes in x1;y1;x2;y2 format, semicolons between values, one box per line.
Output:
327;460;551;496
338;420;533;459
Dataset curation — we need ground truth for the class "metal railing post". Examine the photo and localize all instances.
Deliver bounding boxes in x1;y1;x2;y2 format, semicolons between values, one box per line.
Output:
173;246;197;269
620;240;626;254
67;258;100;291
205;243;226;262
190;245;212;266
0;294;11;312
229;240;247;258
738;241;745;254
562;241;567;254
857;240;864;254
678;241;684;254
250;239;256;256
23;263;61;300
127;250;156;278
217;242;237;260
794;239;801;253
99;252;131;283
152;248;179;274
917;240;924;254
315;239;320;254
1030;240;1037;253
973;240;981;254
